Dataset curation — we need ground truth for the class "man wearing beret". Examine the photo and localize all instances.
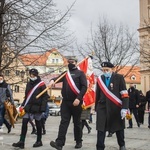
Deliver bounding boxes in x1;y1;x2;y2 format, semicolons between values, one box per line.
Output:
12;68;49;149
49;57;87;150
95;62;129;150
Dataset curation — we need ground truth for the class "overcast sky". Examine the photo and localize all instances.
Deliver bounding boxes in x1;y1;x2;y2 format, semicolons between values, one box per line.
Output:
55;0;139;44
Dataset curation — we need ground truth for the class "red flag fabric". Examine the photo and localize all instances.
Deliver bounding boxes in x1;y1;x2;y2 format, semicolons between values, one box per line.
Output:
78;57;95;109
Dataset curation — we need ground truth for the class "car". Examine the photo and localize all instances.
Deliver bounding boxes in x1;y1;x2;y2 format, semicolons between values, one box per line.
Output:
48;103;61;116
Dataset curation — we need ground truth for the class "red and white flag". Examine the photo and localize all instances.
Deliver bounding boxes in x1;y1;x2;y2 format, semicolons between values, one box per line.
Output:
78;56;95;109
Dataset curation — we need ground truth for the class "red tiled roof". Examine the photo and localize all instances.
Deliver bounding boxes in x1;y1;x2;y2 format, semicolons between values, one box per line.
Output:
19;48;68;66
115;66;141;84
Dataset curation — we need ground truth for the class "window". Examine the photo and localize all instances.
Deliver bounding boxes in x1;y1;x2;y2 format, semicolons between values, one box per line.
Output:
16;70;20;76
14;85;19;92
131;75;136;81
5;70;10;76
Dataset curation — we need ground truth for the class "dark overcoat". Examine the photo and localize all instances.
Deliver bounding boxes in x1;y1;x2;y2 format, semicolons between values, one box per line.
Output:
95;73;129;132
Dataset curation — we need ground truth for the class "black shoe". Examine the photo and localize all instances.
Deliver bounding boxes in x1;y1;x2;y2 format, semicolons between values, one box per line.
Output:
31;129;37;134
50;141;62;150
148;125;150;129
75;142;82;149
33;141;43;147
42;130;46;135
127;126;132;129
137;123;140;127
12;141;25;149
107;133;113;137
120;145;126;150
88;127;92;134
8;125;12;133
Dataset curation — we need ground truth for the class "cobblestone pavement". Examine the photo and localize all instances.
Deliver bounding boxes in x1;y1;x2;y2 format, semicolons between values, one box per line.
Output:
0;113;150;150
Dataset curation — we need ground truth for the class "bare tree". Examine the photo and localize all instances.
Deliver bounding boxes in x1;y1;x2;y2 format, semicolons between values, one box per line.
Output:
0;0;75;74
77;18;140;76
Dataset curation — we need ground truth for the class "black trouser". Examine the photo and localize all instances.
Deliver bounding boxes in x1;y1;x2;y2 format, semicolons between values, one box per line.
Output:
56;101;82;147
20;118;42;142
128;108;139;127
138;110;145;124
82;120;90;130
96;130;125;150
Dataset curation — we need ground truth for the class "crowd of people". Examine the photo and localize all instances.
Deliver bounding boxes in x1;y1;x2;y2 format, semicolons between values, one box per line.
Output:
0;59;150;150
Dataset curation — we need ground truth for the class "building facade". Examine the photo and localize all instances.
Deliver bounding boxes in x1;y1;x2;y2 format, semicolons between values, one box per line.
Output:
138;0;150;94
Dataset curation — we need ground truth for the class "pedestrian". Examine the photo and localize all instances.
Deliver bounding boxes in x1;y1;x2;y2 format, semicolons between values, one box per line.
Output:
49;57;87;150
138;90;146;125
29;119;36;134
41;103;49;135
95;61;129;150
0;74;14;133
127;83;140;128
12;68;48;149
146;89;150;129
81;107;92;134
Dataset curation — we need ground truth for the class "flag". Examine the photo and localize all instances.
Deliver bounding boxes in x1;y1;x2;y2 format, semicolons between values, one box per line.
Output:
78;56;95;109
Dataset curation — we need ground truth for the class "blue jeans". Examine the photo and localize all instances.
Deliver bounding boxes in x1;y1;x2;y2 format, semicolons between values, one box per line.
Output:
0;104;10;128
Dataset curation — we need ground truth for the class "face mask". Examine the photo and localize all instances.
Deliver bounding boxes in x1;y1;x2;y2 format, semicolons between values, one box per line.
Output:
30;77;37;81
68;63;76;70
103;72;112;78
0;80;3;83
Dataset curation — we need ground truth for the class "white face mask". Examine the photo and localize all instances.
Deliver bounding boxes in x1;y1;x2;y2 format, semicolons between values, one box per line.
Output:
0;80;3;83
30;77;37;81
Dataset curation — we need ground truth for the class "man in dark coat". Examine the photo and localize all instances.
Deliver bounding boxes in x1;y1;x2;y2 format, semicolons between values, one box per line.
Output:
146;90;150;128
12;68;48;149
95;62;129;150
127;83;140;128
49;57;87;150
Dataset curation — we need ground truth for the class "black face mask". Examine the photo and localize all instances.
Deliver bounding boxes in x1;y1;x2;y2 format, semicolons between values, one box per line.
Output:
68;63;76;70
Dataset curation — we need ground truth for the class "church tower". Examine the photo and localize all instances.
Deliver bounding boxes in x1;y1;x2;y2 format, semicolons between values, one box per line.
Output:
138;0;150;94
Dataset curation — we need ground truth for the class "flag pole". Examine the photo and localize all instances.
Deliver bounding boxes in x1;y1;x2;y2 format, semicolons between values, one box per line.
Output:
36;53;94;99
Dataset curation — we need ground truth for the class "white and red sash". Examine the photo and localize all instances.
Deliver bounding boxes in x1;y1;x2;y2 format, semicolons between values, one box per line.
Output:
66;71;80;95
24;81;45;106
97;76;122;107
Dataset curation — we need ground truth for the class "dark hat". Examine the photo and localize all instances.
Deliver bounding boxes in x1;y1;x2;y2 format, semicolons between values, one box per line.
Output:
68;57;78;63
29;68;39;76
101;62;114;68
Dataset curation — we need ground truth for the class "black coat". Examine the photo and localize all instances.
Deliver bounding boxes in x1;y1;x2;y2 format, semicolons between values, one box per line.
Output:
95;73;129;132
138;92;146;111
22;76;48;114
128;87;140;109
53;68;87;102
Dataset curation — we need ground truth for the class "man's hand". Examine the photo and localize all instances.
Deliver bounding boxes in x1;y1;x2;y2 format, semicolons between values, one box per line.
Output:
121;109;128;119
48;80;55;88
73;99;80;106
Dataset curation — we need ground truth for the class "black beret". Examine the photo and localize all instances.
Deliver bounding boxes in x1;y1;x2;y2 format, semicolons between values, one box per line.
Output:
68;57;78;63
101;62;114;68
29;68;39;76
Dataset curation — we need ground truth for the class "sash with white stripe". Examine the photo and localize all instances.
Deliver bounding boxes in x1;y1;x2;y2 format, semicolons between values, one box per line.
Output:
66;71;80;95
97;76;122;107
24;81;45;106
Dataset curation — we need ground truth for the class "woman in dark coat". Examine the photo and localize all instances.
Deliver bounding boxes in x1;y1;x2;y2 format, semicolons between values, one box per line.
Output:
138;90;146;124
12;68;48;149
95;62;129;150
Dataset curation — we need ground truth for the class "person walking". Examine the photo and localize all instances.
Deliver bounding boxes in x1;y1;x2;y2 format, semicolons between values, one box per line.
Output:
146;89;150;128
12;68;48;149
81;107;92;134
0;74;14;133
95;62;129;150
138;90;146;125
127;83;140;128
49;57;87;150
41;103;49;135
